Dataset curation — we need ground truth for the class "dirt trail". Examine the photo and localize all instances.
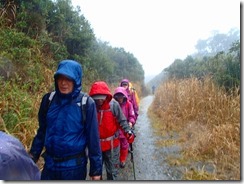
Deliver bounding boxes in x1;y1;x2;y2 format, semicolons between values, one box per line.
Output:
116;95;183;180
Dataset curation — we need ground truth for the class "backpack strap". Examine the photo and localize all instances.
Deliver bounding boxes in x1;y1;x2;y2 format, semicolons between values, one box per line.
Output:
76;92;89;125
44;91;89;125
42;91;56;119
48;91;56;101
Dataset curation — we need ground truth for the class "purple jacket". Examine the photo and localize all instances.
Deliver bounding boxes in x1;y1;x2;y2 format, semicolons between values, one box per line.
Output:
0;131;41;180
113;87;136;139
120;79;139;119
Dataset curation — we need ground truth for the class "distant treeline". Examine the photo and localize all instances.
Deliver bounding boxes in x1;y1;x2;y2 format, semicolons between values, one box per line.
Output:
151;28;240;93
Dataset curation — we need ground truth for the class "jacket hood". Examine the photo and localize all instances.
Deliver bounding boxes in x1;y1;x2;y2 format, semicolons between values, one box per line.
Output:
89;81;112;102
120;79;129;86
54;60;82;97
113;86;128;100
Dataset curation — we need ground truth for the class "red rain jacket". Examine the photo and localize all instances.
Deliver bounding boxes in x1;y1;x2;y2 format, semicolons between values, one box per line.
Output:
89;81;131;152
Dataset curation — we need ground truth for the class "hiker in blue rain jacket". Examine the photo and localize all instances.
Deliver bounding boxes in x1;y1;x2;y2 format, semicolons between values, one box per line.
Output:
29;60;102;180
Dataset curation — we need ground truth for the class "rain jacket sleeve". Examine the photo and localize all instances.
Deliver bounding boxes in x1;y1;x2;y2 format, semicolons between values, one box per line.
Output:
111;99;131;133
85;97;103;177
29;93;50;161
127;101;136;126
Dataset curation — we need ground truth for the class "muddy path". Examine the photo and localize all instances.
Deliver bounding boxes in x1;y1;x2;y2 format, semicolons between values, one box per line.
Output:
116;95;183;180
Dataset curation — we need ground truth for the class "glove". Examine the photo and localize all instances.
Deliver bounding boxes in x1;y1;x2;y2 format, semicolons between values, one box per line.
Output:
126;130;135;144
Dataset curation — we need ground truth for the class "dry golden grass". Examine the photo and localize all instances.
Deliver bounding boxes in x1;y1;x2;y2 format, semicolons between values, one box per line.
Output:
149;77;240;180
0;66;53;146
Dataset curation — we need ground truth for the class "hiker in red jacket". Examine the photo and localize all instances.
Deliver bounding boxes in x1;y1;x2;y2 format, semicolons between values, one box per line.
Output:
89;81;135;180
113;87;136;168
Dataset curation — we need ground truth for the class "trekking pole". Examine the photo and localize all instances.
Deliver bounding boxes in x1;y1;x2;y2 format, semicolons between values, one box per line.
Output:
129;143;136;180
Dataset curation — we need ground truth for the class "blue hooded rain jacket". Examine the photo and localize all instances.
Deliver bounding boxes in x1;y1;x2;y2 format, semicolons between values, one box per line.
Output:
30;60;102;179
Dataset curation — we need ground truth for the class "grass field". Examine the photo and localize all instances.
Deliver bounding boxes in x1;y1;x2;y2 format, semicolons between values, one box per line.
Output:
148;77;240;180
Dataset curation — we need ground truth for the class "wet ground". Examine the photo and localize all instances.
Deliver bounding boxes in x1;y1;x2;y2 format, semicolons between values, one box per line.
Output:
115;95;183;181
37;95;216;181
34;95;216;181
37;95;183;181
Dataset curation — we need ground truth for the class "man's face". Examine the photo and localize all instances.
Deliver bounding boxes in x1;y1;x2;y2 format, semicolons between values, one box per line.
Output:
57;75;74;94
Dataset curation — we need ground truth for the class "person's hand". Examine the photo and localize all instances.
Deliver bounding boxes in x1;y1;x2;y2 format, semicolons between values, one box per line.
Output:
129;122;133;128
90;175;101;180
29;153;38;163
126;130;135;144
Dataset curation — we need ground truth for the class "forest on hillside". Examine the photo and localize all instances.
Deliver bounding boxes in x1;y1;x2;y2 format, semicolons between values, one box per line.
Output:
0;0;144;87
0;0;145;141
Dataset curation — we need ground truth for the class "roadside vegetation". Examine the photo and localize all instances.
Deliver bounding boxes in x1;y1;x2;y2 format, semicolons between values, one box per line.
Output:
148;36;240;180
0;0;144;149
149;77;240;180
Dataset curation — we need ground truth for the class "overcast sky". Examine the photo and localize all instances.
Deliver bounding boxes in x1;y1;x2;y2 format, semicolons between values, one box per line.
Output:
71;0;240;77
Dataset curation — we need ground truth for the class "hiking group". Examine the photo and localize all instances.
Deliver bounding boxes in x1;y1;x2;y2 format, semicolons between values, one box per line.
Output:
0;59;140;180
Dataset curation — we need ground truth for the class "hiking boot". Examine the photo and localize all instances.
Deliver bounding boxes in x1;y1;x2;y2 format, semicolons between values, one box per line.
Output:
120;162;126;168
